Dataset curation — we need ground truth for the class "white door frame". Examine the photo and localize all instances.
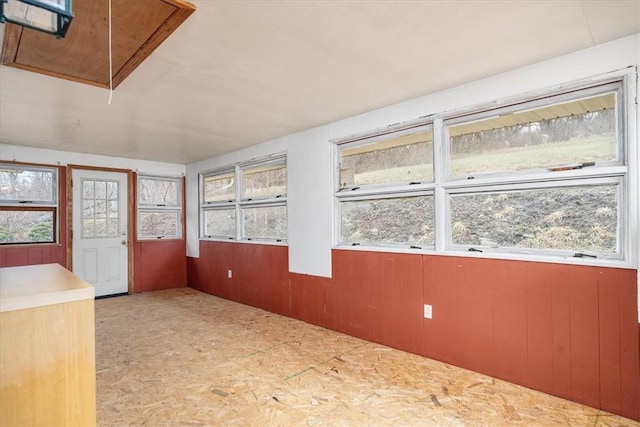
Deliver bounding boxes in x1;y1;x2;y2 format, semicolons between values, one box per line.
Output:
68;165;133;294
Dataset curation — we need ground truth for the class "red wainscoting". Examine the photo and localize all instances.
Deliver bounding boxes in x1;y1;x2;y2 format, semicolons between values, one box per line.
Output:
188;242;640;421
0;166;67;269
132;239;187;292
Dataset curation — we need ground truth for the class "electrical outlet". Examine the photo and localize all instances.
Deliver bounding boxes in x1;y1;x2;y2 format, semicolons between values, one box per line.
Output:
423;304;432;319
228;269;232;279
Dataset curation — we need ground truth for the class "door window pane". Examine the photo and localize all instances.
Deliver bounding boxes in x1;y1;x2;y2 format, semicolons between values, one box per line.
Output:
82;179;119;239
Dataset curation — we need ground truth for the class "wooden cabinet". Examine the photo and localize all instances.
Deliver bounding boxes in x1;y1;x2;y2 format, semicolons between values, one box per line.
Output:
0;264;96;426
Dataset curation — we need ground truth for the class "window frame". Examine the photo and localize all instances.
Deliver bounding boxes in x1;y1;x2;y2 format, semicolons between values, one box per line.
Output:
0;163;59;245
333;69;636;268
136;175;183;240
200;154;287;245
334;122;436;251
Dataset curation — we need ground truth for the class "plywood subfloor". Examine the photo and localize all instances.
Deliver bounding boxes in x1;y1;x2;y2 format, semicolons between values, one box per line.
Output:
95;288;639;426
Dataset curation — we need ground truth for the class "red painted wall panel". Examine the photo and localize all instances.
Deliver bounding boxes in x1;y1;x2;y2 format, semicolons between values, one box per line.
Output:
598;268;622;416
430;257;469;367
492;260;528;386
525;264;555;395
550;267;572;400
133;240;187;293
620;272;640;420
188;243;640;421
465;257;495;377
569;266;601;408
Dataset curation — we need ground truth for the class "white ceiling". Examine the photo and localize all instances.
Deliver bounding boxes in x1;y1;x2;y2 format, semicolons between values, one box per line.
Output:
0;0;639;165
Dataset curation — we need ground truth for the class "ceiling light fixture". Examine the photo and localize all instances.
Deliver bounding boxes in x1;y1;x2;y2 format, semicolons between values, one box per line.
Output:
0;0;73;38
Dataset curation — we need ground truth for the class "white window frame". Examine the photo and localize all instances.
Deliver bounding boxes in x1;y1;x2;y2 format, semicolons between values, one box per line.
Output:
0;163;59;245
333;68;637;268
200;154;287;244
136;175;183;240
334;122;436;251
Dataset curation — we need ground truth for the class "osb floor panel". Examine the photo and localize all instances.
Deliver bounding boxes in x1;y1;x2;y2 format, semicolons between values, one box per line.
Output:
95;288;638;426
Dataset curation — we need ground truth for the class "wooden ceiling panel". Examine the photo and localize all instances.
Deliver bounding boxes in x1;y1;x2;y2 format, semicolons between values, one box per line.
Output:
1;0;195;88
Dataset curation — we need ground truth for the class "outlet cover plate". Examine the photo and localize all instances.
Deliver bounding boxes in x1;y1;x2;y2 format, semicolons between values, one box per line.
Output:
423;304;432;319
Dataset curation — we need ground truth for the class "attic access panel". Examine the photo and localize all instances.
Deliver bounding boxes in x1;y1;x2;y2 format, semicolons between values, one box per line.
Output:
0;0;195;89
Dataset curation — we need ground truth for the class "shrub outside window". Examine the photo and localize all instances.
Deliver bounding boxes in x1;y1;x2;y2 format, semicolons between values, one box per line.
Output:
137;176;182;239
201;156;287;243
0;164;58;244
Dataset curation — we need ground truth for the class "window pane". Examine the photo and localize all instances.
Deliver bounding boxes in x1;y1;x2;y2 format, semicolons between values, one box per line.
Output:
139;212;179;238
340;129;433;188
0;210;54;243
341;195;434;245
138;177;179;206
448;92;618;177
204;209;235;238
242;205;286;240
204;172;235;203
450;184;618;254
242;163;286;199
0;166;55;202
81;178;118;239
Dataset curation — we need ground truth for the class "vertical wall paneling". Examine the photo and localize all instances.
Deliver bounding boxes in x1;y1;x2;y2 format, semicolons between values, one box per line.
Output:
465;257;495;377
430;257;469;367
568;266;601;408
619;270;640;420
597;268;622;416
492;260;529;386
382;253;423;355
525;263;559;395
550;266;572;400
421;256;435;359
365;251;386;344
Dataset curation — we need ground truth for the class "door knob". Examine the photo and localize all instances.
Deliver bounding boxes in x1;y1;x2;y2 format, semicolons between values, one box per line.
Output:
121;240;127;246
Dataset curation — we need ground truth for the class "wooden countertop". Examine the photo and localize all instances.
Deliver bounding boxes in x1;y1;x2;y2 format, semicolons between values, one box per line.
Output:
0;264;94;313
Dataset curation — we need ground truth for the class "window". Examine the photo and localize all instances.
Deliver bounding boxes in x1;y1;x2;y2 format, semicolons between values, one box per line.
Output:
137;176;182;239
200;156;287;243
443;80;625;260
0;164;58;244
335;124;435;249
335;74;631;264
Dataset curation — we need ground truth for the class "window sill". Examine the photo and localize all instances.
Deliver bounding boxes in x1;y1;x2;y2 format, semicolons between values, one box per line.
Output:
333;244;635;270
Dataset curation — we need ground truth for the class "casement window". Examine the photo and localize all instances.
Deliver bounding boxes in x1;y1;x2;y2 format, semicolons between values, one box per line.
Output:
0;164;58;244
200;156;287;243
335;73;633;265
336;125;435;248
137;175;182;239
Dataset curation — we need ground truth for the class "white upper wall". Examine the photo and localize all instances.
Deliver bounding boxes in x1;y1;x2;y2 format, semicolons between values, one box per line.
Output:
187;33;639;280
0;143;186;176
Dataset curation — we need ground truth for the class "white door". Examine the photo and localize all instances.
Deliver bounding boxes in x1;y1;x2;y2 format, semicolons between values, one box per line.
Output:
72;169;129;297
